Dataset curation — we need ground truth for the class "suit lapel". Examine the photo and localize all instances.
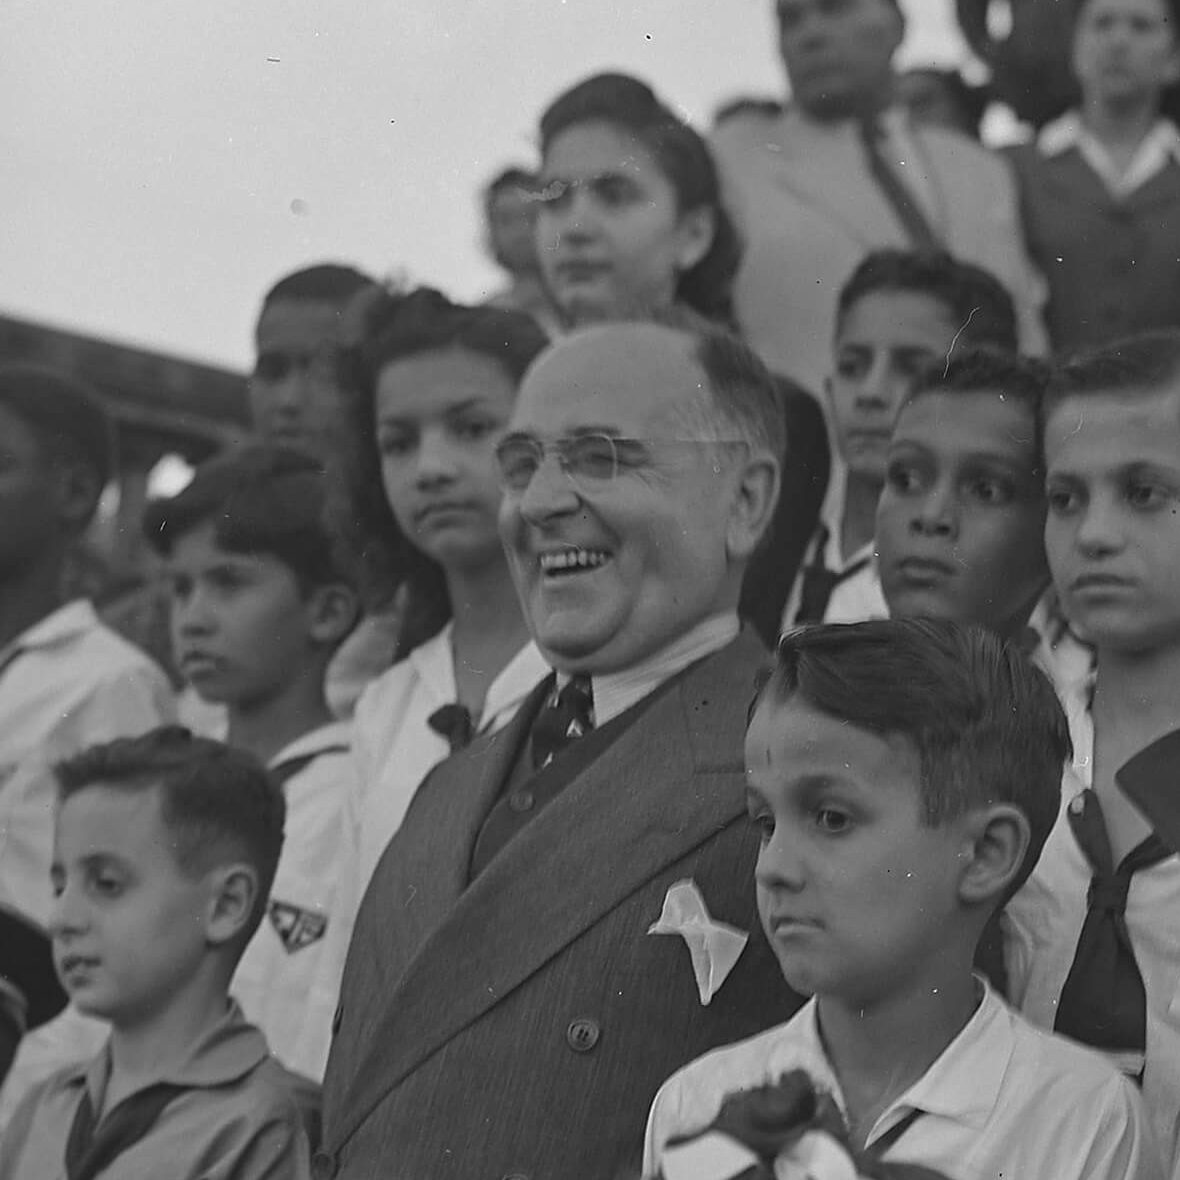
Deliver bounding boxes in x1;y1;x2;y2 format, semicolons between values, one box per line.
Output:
335;632;766;1141
363;674;553;983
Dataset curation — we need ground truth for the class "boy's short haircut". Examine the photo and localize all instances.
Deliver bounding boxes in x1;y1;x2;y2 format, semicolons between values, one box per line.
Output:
258;263;377;319
835;250;1020;355
142;443;355;592
906;348;1051;474
0;364;114;508
757;619;1072;892
1045;329;1180;422
54;726;285;947
483;166;539;211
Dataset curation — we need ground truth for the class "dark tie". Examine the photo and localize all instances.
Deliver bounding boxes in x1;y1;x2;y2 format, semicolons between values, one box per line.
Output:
531;676;594;769
858;116;941;250
65;1082;185;1180
1053;789;1170;1067
427;703;475;753
795;527;872;625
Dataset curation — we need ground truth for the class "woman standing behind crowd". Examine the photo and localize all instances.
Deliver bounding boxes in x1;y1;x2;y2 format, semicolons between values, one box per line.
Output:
1009;0;1180;353
295;291;550;1075
533;72;829;643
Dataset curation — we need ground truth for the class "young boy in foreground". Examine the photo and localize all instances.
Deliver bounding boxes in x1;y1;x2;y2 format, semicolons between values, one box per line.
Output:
1005;331;1180;1176
875;347;1092;693
645;620;1158;1180
0;727;309;1178
146;445;359;1080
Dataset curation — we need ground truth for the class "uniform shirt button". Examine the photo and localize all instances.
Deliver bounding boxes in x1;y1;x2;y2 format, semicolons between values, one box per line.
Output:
311;1150;338;1180
1070;794;1086;816
509;789;535;813
566;1016;601;1052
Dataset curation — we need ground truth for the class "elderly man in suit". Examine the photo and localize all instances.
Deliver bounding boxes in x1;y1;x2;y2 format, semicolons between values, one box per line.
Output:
315;320;803;1179
714;0;1047;395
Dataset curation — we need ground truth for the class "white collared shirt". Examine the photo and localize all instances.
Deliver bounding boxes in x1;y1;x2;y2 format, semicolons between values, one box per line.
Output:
1004;679;1180;1176
1039;112;1180;200
0;600;174;927
583;612;740;727
645;980;1158;1180
232;721;354;1081
781;470;887;632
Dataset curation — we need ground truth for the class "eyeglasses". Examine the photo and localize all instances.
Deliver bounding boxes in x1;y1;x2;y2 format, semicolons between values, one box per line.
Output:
253;345;339;384
495;433;743;494
496;433;623;494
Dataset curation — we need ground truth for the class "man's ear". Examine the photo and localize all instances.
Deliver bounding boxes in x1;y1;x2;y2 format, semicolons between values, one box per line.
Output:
306;583;361;646
726;450;781;563
957;804;1031;908
52;460;102;534
674;205;717;275
205;864;260;948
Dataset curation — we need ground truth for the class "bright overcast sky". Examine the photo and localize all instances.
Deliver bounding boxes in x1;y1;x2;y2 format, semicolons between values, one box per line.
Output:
1;0;965;369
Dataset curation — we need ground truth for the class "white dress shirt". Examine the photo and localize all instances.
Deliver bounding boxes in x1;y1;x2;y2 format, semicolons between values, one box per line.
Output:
1004;680;1180;1177
233;721;354;1081
0;600;174;927
645;980;1159;1180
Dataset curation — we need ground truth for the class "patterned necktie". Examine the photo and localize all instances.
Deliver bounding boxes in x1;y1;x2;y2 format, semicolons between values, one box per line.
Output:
795;527;872;625
65;1083;185;1180
530;676;594;770
858;115;941;250
427;703;475;754
1053;789;1170;1067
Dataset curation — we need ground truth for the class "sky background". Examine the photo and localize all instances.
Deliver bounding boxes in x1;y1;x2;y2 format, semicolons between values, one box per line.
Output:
2;0;967;370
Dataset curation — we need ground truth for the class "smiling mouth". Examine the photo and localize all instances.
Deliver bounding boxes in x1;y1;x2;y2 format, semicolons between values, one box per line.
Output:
539;548;611;577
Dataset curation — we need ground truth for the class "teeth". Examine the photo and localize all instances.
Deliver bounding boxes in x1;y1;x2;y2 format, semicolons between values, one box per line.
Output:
539;549;609;573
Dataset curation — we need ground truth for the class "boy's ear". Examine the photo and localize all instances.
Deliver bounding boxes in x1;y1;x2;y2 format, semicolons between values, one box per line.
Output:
305;583;361;646
726;451;781;563
204;863;260;947
957;804;1031;907
52;460;102;534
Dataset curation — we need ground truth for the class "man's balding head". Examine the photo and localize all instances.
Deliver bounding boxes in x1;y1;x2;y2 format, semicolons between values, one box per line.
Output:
496;322;780;675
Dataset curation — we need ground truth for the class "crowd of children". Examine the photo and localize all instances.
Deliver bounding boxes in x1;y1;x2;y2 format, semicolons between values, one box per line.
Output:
3;2;1180;1172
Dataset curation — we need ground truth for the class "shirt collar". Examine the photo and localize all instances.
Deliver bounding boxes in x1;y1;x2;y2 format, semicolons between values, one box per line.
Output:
0;599;97;668
1117;729;1180;856
65;1001;269;1099
268;720;351;768
798;978;1009;1140
409;624;548;731
1039;111;1180;197
559;612;741;727
811;463;874;574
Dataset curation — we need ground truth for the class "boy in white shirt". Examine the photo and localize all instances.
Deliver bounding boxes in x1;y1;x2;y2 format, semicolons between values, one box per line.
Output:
0;366;174;1096
646;619;1157;1180
145;445;359;1083
1005;330;1180;1176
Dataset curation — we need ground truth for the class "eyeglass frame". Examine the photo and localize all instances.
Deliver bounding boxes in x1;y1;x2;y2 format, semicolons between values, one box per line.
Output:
494;431;749;495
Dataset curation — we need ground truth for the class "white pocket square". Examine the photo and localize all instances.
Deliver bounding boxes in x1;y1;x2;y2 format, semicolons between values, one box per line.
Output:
647;878;749;1005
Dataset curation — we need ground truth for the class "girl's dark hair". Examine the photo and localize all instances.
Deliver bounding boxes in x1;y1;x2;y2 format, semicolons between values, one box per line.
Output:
539;72;741;328
339;287;548;660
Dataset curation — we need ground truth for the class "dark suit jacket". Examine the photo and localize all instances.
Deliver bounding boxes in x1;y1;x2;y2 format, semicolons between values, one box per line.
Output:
318;630;802;1179
1008;142;1180;355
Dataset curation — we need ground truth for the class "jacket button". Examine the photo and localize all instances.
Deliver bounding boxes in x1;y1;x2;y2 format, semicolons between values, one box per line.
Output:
566;1016;601;1052
332;1004;343;1036
311;1150;337;1180
509;789;535;813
